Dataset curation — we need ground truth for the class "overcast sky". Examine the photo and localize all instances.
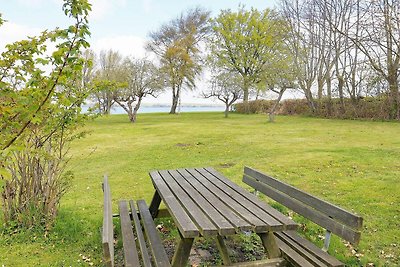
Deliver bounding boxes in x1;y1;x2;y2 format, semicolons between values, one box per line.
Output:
0;0;279;105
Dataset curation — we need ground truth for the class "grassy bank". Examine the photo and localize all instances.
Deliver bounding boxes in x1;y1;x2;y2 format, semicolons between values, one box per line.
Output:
1;113;399;266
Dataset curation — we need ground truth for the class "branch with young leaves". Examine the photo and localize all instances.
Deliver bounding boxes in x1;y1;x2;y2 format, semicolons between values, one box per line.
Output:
0;0;91;151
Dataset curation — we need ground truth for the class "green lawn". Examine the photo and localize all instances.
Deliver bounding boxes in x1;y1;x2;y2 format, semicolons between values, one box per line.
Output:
1;113;399;266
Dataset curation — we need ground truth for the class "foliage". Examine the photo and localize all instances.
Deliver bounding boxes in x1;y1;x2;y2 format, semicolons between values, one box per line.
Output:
234;99;276;114
0;0;92;228
209;6;289;110
113;57;165;122
147;7;211;114
234;97;396;120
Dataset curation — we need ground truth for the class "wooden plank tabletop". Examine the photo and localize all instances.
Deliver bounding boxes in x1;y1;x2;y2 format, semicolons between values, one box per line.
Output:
150;167;298;238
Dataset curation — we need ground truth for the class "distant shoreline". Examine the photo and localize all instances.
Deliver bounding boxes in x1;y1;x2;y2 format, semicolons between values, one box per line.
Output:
82;105;225;114
132;103;224;108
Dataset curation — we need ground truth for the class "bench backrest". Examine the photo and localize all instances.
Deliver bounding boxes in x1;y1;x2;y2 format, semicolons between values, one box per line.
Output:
243;167;363;245
102;175;114;267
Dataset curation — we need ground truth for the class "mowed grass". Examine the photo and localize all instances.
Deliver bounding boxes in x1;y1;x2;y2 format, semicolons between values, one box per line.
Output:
1;112;399;266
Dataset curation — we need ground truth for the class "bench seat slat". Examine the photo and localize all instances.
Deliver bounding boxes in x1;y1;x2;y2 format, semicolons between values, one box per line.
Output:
282;231;344;267
276;232;329;267
119;200;140;267
138;199;171;267
129;200;153;267
275;237;316;267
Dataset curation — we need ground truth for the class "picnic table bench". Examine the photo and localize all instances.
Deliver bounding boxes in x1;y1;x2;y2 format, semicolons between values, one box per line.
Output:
101;166;362;267
243;167;363;267
102;176;170;267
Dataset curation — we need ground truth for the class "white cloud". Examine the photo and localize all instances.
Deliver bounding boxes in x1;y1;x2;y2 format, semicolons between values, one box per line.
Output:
89;0;127;20
91;35;148;58
0;22;42;52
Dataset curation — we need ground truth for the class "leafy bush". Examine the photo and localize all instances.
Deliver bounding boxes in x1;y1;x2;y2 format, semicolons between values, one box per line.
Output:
234;99;275;114
234;97;394;120
0;0;92;229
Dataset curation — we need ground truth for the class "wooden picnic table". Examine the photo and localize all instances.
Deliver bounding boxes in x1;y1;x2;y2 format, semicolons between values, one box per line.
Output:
148;167;298;266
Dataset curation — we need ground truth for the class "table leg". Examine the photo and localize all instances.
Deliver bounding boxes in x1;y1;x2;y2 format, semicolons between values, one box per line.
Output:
258;232;281;258
149;190;161;218
171;232;194;267
216;235;232;265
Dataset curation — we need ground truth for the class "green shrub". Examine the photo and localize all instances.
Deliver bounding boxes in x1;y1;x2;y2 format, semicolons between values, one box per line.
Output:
234;96;394;120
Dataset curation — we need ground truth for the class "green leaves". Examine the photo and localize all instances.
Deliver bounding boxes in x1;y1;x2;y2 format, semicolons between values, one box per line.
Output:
0;0;94;228
147;7;211;113
209;7;290;100
0;0;92;152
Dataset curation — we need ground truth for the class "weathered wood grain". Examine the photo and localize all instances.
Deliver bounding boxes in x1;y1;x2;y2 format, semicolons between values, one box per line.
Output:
244;167;363;230
138;200;171;267
102;175;114;267
118;200;140;267
150;171;199;238
129;200;152;267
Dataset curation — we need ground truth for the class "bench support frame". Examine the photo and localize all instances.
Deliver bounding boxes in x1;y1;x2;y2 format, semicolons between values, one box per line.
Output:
323;230;332;252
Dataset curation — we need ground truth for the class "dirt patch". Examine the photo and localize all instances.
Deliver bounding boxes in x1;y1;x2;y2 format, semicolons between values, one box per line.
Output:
163;234;265;266
219;162;236;168
176;143;191;147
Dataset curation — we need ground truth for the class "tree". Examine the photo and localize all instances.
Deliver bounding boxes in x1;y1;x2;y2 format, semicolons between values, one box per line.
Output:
114;58;164;123
91;50;125;114
209;6;289;113
0;0;91;228
147;7;211;114
280;0;323;113
203;71;242;118
335;0;400;119
260;48;296;122
80;49;96;89
280;0;400;120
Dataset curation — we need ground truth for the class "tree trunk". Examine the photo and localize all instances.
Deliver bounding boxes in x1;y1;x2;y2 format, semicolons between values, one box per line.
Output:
268;88;285;122
337;76;345;114
130;97;143;123
302;83;316;113
170;85;180;114
317;78;324;100
105;91;113;115
224;103;229;118
326;75;332;117
387;74;400;120
316;77;324;114
170;95;179;114
243;80;250;114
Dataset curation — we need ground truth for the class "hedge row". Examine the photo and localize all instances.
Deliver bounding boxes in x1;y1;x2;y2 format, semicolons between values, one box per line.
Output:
233;97;394;120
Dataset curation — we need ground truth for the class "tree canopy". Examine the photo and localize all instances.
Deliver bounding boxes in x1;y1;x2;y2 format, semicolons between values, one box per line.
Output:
147;7;211;114
114;57;164;123
209;6;289;112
